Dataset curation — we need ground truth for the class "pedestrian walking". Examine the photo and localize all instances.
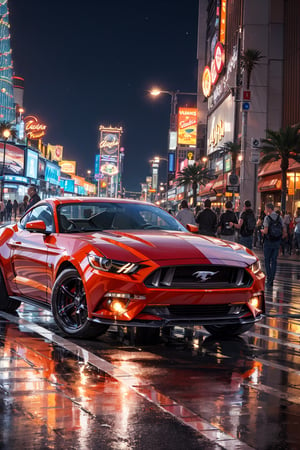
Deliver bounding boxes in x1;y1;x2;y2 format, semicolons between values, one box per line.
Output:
293;209;300;254
195;199;217;236
262;202;287;287
19;195;29;215
283;211;293;255
217;201;238;242
12;199;18;221
0;199;4;222
175;199;196;228
26;186;41;211
230;200;256;249
5;199;12;221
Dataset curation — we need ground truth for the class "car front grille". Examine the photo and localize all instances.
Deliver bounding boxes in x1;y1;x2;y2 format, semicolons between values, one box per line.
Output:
144;265;253;289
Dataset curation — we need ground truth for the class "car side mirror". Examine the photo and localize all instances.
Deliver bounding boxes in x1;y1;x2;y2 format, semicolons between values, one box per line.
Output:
186;224;199;233
25;220;50;234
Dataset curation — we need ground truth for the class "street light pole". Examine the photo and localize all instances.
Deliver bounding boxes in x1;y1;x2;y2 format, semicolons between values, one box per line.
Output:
0;128;11;202
150;88;197;131
149;88;198;188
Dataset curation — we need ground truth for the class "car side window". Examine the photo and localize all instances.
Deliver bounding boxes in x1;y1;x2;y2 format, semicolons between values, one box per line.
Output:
19;204;54;233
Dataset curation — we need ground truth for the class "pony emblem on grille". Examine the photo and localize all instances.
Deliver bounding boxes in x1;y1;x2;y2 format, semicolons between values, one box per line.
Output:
192;270;219;282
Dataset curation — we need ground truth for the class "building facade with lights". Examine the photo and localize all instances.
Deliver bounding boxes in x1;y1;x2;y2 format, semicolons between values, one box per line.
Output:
0;0;15;122
196;0;300;215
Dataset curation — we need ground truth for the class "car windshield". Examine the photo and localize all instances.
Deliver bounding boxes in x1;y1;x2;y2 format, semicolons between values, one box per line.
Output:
57;202;186;233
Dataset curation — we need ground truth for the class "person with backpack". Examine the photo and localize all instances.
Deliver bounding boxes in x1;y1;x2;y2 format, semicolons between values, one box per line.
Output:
230;200;256;249
262;203;287;287
217;200;238;242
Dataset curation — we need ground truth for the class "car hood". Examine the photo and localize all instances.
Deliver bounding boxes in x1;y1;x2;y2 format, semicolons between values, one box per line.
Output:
83;230;256;267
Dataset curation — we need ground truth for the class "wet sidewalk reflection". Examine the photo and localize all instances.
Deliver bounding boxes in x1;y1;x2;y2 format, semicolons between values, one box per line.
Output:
0;317;218;450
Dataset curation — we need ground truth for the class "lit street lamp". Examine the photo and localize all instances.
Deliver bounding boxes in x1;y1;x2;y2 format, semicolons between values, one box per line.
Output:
149;88;197;131
0;128;11;201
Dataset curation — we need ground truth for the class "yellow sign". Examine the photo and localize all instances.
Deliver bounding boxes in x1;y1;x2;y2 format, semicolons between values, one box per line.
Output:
202;66;212;97
177;108;197;145
48;144;63;162
59;160;76;175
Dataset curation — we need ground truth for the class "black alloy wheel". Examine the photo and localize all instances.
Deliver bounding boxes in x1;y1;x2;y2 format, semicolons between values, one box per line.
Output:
0;271;20;313
51;268;109;338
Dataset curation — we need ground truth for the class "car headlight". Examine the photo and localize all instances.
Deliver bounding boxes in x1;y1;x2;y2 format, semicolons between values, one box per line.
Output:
87;253;140;274
249;259;261;274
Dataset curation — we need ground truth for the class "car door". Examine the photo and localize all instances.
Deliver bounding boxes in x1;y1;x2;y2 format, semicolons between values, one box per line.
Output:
10;204;54;302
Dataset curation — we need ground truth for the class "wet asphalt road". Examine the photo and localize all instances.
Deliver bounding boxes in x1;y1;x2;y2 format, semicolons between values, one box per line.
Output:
0;254;299;450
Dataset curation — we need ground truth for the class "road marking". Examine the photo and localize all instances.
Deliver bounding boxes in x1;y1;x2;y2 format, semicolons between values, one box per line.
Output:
0;311;254;450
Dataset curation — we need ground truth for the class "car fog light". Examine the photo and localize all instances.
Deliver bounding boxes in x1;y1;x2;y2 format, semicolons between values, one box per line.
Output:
110;300;127;314
249;293;263;310
102;292;146;315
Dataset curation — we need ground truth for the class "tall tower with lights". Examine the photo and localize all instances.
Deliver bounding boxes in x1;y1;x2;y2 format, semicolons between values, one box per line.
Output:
0;0;15;122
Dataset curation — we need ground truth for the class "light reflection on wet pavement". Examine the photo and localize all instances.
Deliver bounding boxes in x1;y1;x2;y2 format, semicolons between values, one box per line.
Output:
0;257;300;449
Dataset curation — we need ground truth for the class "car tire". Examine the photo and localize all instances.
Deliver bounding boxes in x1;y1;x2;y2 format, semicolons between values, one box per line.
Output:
203;323;253;337
0;271;21;313
51;268;109;339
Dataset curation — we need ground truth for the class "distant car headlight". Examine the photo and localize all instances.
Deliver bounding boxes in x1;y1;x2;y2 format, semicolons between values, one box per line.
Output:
87;253;140;274
249;259;261;274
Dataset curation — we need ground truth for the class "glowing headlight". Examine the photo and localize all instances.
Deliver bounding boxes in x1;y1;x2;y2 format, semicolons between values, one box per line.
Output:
88;254;112;271
88;253;140;274
249;260;261;274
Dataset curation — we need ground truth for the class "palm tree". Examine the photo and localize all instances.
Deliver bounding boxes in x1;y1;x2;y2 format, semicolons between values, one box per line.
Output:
260;124;300;213
241;49;264;89
0;121;16;140
176;163;216;207
223;141;241;176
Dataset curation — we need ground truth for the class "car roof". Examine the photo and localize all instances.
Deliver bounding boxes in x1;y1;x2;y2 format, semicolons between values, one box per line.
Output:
45;197;154;207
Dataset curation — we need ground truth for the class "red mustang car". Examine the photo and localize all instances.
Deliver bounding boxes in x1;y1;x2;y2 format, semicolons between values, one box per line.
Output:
0;198;265;339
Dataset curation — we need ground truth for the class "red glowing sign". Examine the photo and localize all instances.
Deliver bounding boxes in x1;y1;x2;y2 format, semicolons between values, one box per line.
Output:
214;42;225;73
211;60;218;85
25;115;47;139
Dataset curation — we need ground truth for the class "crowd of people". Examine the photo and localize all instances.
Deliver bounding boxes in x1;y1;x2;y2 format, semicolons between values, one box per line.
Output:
0;186;41;223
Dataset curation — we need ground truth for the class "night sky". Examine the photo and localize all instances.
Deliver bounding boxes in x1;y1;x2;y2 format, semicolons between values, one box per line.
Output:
9;0;199;192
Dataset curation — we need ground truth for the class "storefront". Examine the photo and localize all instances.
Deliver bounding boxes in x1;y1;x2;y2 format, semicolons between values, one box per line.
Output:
258;159;300;214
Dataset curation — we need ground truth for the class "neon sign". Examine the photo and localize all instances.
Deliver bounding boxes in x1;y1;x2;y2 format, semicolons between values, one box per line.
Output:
220;0;227;45
25;115;47;139
202;66;212;97
202;42;225;97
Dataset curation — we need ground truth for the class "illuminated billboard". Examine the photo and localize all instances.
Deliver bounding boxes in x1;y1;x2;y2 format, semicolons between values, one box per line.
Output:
26;148;38;179
99;126;123;176
48;144;63;162
45;161;60;185
59;160;76;175
60;178;75;193
177;108;197;145
0;143;24;176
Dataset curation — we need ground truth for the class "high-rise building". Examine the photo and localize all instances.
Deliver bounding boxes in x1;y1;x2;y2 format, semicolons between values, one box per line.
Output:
197;0;300;214
0;0;15;122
